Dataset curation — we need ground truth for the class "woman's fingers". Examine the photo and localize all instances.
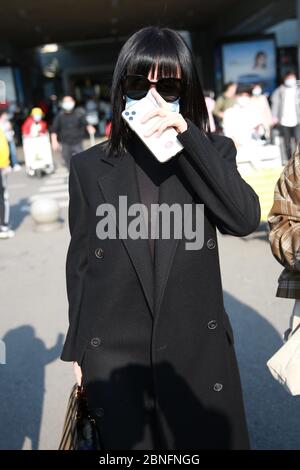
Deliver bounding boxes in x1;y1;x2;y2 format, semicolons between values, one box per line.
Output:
73;361;82;385
154;117;176;137
144;116;178;137
140;107;164;124
151;87;168;107
141;87;188;136
140;89;168;124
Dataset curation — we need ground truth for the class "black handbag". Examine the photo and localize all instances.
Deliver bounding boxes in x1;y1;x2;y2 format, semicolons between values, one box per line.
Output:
59;383;102;450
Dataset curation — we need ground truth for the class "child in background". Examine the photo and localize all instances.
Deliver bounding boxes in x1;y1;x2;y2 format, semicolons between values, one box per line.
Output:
22;107;47;137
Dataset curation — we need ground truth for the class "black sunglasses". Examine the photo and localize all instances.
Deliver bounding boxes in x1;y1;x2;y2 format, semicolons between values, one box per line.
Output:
122;74;182;102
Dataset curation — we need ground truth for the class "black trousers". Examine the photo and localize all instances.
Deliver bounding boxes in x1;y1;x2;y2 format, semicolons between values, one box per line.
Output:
61;143;83;170
0;169;9;226
280;124;300;161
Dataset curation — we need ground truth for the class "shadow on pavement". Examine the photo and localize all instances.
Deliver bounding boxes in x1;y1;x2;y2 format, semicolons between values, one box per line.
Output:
0;326;63;449
1;295;300;450
224;291;300;450
10;197;30;231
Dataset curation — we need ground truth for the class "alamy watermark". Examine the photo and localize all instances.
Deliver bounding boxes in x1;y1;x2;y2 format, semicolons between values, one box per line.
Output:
96;196;204;250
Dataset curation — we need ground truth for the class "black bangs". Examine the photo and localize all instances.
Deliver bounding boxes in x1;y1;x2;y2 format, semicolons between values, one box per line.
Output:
107;26;209;158
125;33;182;80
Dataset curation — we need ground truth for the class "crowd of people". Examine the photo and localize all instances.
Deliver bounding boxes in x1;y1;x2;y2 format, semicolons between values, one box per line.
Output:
0;71;300;240
206;71;300;162
0;94;112;239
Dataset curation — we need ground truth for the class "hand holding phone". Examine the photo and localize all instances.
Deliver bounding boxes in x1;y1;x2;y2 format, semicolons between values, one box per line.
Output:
122;90;183;163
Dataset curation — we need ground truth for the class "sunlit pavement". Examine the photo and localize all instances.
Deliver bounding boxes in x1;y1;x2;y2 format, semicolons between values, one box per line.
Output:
0;159;299;450
219;227;299;450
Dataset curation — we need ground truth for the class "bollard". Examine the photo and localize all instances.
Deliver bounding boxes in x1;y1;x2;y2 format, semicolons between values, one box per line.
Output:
30;198;63;232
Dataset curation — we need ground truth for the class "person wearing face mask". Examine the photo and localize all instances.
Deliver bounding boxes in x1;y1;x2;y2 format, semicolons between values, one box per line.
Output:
60;26;260;451
223;84;261;147
271;71;300;161
251;83;273;140
21;108;47;138
50;95;95;170
213;82;237;131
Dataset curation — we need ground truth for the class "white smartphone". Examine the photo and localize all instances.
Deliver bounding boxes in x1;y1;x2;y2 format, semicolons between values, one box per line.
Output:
121;90;184;163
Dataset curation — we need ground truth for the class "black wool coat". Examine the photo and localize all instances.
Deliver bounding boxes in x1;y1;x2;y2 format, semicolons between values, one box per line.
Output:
61;118;261;450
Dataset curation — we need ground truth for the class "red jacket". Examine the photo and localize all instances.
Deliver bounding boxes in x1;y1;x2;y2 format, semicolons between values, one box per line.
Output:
22;117;47;136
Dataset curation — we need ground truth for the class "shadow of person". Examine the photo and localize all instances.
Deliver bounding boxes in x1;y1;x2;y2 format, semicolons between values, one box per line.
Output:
223;292;300;450
84;362;161;450
0;325;63;450
10;197;30;230
83;360;232;450
153;361;232;450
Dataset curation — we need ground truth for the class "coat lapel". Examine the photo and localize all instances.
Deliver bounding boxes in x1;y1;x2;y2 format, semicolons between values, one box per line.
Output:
96;143;193;318
154;168;193;314
97;147;154;317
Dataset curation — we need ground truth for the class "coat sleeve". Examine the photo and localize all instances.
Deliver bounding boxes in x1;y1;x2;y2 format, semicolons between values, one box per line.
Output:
50;113;61;135
61;155;89;362
268;150;300;271
176;118;261;236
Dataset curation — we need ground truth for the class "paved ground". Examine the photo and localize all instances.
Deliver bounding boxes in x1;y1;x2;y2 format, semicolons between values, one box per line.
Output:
0;152;299;450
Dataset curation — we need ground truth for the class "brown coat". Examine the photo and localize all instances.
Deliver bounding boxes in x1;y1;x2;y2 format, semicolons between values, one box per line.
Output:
268;148;300;299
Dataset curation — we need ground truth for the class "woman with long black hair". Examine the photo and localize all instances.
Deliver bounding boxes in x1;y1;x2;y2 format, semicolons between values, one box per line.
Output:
61;26;261;450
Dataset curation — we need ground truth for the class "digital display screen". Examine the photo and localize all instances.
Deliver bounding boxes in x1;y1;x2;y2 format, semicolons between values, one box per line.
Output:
221;37;277;94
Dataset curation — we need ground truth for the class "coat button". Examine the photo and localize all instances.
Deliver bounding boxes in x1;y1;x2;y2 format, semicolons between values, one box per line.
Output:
90;337;101;348
95;247;104;259
208;320;218;330
213;383;223;392
207;238;216;249
145;396;156;411
95;407;104;417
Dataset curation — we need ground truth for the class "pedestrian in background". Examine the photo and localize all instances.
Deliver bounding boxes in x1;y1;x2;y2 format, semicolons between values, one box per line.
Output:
0;112;21;171
0;110;14;239
98;97;112;136
204;90;216;132
213;82;237;131
251;83;273;140
271;71;300;161
22;108;48;137
85;95;100;130
223;84;259;147
50;95;95;170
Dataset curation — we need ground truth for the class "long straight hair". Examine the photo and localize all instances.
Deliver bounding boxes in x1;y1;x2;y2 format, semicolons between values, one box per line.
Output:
106;26;210;158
